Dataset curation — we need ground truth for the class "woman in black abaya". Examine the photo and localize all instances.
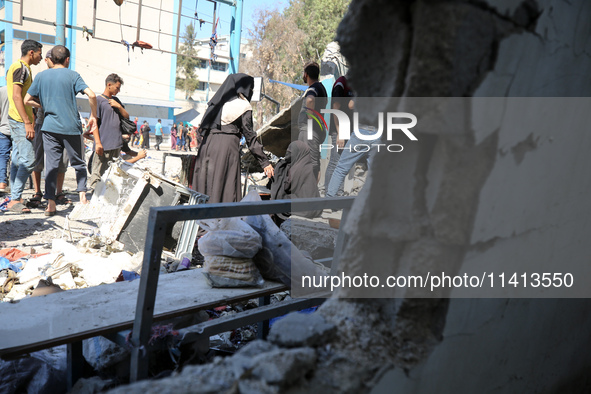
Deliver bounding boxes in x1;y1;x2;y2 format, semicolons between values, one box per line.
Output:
192;74;274;203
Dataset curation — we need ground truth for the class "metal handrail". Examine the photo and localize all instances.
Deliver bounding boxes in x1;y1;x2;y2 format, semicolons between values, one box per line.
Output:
130;196;355;381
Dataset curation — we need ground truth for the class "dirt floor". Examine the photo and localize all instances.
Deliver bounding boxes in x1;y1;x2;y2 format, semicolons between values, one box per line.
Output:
0;144;187;254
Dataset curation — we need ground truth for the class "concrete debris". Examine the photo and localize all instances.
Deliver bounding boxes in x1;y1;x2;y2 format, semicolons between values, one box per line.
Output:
69;377;115;394
250;347;317;385
268;312;337;348
70;160;207;256
83;337;129;372
237;379;281;394
1;239;142;302
256;99;301;157
234;339;279;358
280;218;339;260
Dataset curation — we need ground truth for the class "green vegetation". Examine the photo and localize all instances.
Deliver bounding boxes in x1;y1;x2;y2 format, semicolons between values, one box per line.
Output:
242;0;350;124
176;24;200;99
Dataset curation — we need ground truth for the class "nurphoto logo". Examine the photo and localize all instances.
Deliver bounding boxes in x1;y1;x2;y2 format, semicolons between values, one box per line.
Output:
306;108;418;153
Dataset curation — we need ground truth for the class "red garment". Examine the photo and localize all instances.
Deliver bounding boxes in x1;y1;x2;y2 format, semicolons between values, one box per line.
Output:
0;248;48;261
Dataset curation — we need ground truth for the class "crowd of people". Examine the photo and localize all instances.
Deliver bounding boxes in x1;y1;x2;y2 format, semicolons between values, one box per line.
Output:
0;41;369;217
0;40;146;215
191;61;369;211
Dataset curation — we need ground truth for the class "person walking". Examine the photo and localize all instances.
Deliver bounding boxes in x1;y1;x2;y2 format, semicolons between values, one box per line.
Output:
297;61;327;180
154;119;163;151
25;45;98;215
30;49;71;208
130;117;140;146
185;123;193;152
170;123;177;151
324;75;353;196
88;73;127;190
140;121;150;149
181;122;189;152
6;39;43;214
325;97;380;198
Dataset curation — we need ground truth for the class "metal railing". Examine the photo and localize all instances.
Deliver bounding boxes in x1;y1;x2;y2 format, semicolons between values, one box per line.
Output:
129;196;355;381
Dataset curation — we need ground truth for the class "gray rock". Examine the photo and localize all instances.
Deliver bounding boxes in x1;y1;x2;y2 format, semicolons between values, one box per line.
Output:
280;219;339;260
236;339;278;357
238;379;281;394
83;336;129;372
227;341;279;379
268;312;337;348
251;347;317;386
70;377;114;394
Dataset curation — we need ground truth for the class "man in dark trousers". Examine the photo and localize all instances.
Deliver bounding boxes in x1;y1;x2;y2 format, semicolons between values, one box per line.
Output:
24;45;98;215
154;118;163;151
140;120;150;149
89;73;127;189
297;61;327;180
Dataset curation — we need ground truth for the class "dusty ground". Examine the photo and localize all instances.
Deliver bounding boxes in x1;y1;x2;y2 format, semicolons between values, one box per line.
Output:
0;142;186;254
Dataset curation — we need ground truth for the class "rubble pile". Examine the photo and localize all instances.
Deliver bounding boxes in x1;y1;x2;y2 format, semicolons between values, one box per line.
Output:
0;239;143;302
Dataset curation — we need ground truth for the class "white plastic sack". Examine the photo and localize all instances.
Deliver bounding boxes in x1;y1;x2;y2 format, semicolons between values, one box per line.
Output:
197;217;262;258
240;191;328;287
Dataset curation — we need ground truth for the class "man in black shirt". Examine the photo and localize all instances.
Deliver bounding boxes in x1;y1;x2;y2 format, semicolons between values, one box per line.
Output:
297;61;327;179
89;73;127;189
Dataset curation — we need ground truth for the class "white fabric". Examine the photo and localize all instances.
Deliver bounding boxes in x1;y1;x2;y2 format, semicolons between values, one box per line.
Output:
221;97;252;126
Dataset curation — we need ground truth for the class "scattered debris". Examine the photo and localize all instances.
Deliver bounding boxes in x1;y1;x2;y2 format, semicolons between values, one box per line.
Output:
267;312;336;348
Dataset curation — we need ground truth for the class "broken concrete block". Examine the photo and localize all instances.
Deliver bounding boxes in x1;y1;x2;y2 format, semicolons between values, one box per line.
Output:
69;376;114;394
238;379;281;394
235;339;278;358
280;218;339;260
250;347;316;386
83;336;129;372
268;312;336;348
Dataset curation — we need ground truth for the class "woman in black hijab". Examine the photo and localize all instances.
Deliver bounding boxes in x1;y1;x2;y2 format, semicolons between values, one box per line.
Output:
192;73;274;203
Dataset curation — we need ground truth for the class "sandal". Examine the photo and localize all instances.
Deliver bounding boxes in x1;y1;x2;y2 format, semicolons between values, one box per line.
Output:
1;271;18;294
55;193;72;205
27;192;45;209
9;202;31;214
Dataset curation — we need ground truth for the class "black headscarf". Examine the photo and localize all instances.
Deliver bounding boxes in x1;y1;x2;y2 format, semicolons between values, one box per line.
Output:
199;73;255;134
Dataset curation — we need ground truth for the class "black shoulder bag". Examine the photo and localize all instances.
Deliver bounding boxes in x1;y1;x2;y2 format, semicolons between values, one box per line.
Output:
102;94;135;135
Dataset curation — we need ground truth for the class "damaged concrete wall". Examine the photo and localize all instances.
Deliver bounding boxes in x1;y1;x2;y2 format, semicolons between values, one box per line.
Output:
323;0;591;392
110;0;591;392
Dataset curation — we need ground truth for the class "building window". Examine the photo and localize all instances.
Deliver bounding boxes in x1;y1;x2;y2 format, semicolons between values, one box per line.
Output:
13;30;27;40
28;32;41;42
13;30;56;45
196;59;228;72
41;35;55;44
211;61;227;72
197;81;207;91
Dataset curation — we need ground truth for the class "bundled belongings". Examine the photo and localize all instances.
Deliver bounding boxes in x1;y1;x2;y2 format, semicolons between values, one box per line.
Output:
197;217;264;287
241;192;329;291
